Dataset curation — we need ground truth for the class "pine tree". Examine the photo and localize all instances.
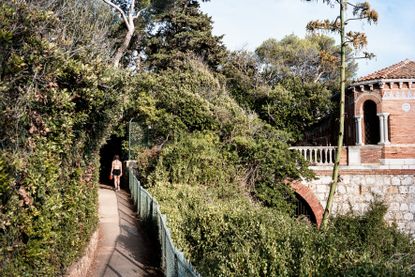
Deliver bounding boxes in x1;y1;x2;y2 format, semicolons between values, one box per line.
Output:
144;0;226;71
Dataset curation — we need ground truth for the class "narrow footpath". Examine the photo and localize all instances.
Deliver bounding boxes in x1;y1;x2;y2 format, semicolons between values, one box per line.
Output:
87;185;162;277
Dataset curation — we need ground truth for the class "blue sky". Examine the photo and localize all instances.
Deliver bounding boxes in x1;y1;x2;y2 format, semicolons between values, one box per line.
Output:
200;0;415;79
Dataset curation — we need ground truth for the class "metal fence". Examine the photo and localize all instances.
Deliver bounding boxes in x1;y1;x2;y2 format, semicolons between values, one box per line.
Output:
128;167;201;277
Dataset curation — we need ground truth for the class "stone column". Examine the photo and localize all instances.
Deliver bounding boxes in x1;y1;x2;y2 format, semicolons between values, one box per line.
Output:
377;113;385;144
377;113;391;145
355;115;363;145
381;112;390;144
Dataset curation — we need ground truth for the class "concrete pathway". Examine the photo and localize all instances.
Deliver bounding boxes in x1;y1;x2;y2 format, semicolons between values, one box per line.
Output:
88;185;162;277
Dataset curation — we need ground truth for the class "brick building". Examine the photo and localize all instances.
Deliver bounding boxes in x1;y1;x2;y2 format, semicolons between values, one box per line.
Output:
291;60;415;233
345;59;415;165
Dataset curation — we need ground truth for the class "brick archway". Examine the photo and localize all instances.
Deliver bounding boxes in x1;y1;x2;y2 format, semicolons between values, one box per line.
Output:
290;181;324;228
355;93;382;116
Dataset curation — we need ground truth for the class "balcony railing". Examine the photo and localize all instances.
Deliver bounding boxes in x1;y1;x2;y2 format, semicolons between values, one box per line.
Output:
290;146;337;166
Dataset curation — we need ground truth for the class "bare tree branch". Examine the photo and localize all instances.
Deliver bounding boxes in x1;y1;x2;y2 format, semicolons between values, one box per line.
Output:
102;0;130;29
133;8;147;20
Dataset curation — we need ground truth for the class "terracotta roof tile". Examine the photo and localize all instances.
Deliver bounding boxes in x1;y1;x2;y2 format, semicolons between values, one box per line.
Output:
357;59;415;82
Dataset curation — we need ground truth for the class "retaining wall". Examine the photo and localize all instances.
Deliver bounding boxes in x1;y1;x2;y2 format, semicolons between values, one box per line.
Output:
304;171;415;236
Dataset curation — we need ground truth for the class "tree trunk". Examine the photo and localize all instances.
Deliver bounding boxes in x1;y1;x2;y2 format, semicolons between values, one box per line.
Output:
113;26;134;68
321;0;346;229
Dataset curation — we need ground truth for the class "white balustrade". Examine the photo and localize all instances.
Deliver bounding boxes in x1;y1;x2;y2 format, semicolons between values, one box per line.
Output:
290;146;338;166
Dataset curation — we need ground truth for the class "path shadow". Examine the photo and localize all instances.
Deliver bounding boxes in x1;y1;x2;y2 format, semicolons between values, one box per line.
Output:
89;187;162;277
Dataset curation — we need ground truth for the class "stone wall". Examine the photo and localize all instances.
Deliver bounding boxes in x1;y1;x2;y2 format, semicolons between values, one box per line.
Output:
65;230;98;277
304;173;415;236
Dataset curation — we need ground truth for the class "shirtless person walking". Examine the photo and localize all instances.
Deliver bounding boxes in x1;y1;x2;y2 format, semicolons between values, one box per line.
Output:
111;155;122;191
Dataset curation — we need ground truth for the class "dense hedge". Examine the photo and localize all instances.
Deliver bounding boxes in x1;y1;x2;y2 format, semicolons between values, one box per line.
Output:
0;2;124;275
149;183;415;276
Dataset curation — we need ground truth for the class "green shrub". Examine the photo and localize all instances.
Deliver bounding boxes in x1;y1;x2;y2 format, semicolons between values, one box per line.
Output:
148;132;237;188
129;62;312;211
149;183;415;276
0;2;125;275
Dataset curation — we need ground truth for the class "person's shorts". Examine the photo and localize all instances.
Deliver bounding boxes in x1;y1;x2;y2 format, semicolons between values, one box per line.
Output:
113;169;121;176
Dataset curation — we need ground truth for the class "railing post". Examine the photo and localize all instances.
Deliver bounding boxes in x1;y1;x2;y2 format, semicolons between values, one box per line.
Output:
138;179;141;217
329;148;332;164
129;168;132;191
149;198;154;224
328;148;332;164
145;193;149;221
134;178;138;205
174;253;179;277
290;146;339;166
318;148;323;165
163;219;167;273
132;178;135;203
134;176;141;217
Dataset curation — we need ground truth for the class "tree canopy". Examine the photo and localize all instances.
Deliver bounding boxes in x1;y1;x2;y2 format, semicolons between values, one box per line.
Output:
143;0;226;71
223;34;352;141
256;34;357;87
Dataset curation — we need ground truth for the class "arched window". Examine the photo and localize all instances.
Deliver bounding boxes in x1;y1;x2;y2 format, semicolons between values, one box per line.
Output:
363;100;380;144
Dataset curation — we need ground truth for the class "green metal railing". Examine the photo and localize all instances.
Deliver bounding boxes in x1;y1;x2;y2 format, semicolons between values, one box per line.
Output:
128;167;201;277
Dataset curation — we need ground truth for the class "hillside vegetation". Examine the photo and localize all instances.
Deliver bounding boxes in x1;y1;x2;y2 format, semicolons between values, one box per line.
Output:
130;60;415;276
1;0;414;276
0;1;126;274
